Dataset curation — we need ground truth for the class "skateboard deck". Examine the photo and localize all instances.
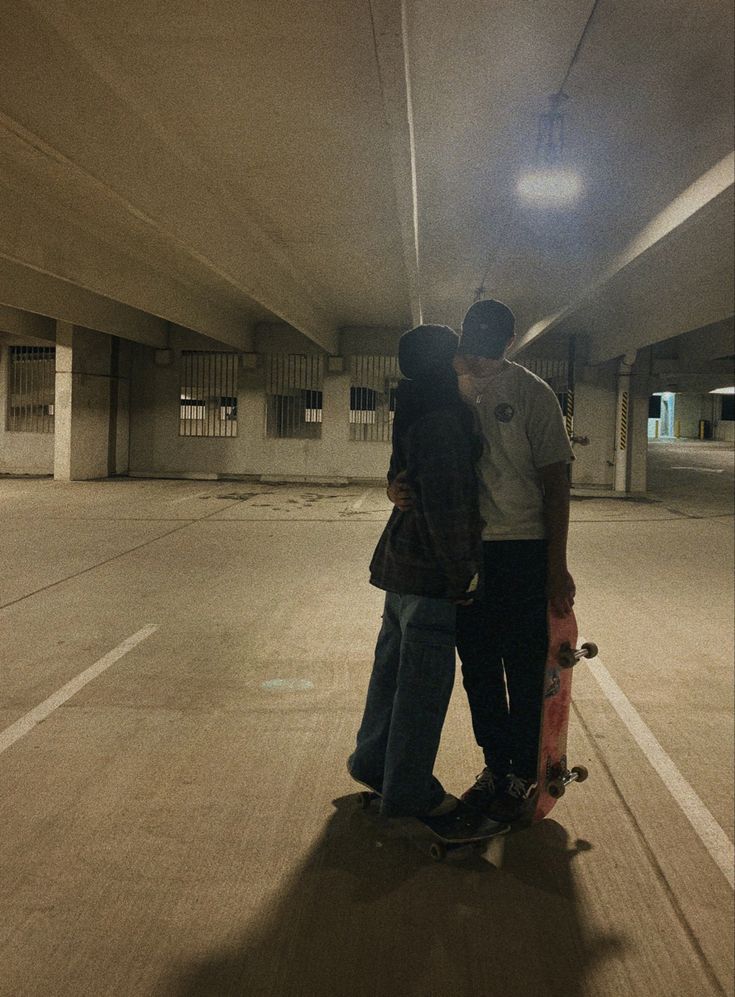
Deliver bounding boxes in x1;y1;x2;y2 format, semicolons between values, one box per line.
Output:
354;790;508;862
532;607;597;822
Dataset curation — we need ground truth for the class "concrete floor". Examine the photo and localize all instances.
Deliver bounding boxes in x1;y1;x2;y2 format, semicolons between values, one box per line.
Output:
0;440;733;997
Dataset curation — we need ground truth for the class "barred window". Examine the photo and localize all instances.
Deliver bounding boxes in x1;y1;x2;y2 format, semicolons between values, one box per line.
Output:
265;354;323;439
349;355;399;442
6;346;55;433
180;351;238;437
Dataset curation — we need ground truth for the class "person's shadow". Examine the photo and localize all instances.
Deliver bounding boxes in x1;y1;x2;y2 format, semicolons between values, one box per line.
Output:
166;795;625;996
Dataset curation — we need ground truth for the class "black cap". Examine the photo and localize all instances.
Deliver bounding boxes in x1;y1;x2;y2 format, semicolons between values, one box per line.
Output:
398;324;459;380
459;299;515;358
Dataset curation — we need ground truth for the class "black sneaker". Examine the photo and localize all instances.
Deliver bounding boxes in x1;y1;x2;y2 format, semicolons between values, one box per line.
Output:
461;767;501;811
488;773;539;822
419;799;509;843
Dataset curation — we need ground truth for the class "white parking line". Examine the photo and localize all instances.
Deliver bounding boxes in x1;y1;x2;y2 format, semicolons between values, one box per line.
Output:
0;625;158;757
584;647;734;889
670;467;724;473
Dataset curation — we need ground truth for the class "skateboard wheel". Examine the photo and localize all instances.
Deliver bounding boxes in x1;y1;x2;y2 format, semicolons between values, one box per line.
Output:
581;642;598;659
429;842;446;862
548;779;566;799
571;765;589;783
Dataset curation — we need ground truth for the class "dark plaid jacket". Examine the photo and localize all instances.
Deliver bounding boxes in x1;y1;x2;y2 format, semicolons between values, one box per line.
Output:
369;406;484;600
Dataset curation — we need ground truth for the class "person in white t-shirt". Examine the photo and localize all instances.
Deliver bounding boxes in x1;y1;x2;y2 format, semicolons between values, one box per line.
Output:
388;298;575;822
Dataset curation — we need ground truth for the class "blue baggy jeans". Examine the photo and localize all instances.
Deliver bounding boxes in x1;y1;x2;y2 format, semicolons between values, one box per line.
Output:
349;591;457;817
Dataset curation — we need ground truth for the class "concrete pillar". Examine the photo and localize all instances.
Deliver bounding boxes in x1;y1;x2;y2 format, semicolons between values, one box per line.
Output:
628;367;650;493
613;353;637;493
322;357;350;444
320;362;351;476
112;338;132;475
54;323;119;481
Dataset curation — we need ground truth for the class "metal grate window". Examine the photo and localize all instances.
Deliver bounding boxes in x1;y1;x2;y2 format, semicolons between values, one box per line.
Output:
349;355;399;442
6;346;55;433
180;351;238;437
265;354;323;439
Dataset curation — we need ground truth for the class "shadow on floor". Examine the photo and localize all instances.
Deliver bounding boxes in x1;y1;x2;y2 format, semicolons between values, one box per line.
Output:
166;794;625;997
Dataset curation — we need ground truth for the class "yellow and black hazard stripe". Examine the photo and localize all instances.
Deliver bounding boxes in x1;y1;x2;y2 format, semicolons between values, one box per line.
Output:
619;391;629;450
565;390;574;438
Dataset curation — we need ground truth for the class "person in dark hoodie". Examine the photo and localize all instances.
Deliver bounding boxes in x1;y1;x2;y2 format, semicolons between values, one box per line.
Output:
347;324;508;842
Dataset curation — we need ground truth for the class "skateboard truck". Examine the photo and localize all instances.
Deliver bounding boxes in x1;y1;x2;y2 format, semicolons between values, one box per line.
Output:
557;640;598;669
545;640;598;799
547;763;590;799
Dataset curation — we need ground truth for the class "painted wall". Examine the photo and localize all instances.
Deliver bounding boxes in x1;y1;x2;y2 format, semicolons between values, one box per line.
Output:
674;392;720;439
0;337;55;475
569;362;618;488
714;394;735;442
3;318;666;492
129;327;395;482
567;358;650;492
110;337;132;476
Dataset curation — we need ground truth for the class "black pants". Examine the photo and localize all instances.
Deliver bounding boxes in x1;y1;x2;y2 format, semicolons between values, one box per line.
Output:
456;540;548;779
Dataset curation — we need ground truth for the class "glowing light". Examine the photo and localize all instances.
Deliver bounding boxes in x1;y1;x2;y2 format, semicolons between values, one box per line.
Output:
710;386;735;395
517;169;582;204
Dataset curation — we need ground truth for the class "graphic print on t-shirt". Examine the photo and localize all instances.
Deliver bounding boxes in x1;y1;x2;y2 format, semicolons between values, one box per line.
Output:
474;362;574;540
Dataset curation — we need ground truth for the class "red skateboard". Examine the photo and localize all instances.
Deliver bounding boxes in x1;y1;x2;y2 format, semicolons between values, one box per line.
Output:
532;608;597;822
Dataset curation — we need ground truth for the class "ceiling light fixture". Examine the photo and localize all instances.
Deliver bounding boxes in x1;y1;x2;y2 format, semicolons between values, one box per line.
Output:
516;0;603;208
517;91;583;206
475;0;601;293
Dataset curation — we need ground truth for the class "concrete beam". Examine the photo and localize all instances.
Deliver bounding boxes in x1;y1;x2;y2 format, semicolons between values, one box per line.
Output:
0;304;56;342
648;356;734;393
254;323;327;356
0;5;337;353
650;316;734;364
368;0;422;326
0;258;168;348
0;171;252;352
339;326;403;355
515;154;735;363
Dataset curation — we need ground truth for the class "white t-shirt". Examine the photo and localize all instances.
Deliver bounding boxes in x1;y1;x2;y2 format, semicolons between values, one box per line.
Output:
464;361;574;541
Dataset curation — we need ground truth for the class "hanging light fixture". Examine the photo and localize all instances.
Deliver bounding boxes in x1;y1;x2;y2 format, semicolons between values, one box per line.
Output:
517;91;582;205
538;90;568;164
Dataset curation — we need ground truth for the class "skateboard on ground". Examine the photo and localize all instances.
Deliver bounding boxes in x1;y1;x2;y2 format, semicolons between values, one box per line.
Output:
532;607;598;823
354;788;508;862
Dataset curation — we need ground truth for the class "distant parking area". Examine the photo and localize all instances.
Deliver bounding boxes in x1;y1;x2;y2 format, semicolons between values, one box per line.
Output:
647;439;734;517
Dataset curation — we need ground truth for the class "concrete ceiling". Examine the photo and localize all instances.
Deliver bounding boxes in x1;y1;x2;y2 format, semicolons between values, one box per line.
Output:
0;0;732;362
